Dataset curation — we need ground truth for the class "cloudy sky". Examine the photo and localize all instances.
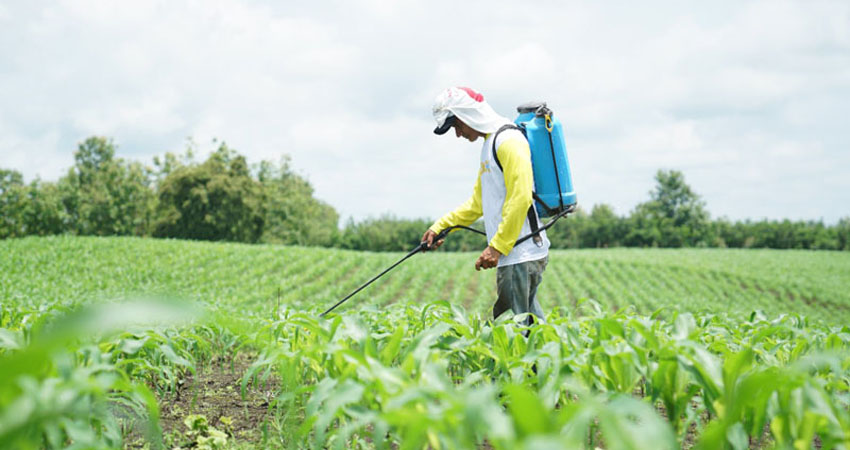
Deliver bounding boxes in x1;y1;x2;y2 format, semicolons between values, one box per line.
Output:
1;0;848;223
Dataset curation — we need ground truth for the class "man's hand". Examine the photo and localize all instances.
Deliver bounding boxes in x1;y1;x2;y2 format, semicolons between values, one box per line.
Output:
475;245;502;271
421;229;445;251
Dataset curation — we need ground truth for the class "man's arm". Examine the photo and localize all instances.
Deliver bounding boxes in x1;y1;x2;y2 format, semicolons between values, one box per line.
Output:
489;137;534;256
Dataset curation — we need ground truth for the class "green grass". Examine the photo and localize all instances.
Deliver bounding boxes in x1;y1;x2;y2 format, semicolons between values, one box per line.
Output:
2;236;849;323
3;236;850;449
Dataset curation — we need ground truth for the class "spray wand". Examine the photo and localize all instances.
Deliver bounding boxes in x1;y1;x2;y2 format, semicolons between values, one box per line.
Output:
317;206;572;317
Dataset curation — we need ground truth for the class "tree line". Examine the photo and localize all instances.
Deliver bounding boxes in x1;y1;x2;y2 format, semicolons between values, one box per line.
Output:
0;137;338;245
343;171;850;252
2;136;848;251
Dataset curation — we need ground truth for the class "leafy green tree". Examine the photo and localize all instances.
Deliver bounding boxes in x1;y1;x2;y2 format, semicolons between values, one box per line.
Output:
60;137;156;236
257;158;339;247
153;143;265;242
624;204;665;247
151;145;195;187
810;221;839;250
585;204;625;248
711;218;741;248
0;169;27;238
0;170;67;238
837;218;850;251
338;215;432;252
22;180;68;236
626;170;710;247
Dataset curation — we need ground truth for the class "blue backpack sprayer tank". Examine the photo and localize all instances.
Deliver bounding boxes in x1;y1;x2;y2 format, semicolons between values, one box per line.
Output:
515;102;576;217
320;102;577;317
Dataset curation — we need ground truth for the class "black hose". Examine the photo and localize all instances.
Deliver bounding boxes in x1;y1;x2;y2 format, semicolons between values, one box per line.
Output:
318;206;574;317
319;243;427;317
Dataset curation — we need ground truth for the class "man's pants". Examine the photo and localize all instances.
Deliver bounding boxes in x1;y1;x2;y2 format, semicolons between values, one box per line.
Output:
493;256;548;326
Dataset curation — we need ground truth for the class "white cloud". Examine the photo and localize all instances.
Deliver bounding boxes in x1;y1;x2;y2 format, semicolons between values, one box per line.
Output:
73;97;186;135
1;0;848;224
0;125;67;181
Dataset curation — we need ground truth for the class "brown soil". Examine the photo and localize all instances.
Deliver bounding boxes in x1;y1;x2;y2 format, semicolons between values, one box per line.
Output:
155;352;279;447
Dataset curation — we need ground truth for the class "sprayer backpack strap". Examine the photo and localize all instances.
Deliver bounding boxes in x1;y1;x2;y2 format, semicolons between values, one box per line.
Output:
491;125;544;247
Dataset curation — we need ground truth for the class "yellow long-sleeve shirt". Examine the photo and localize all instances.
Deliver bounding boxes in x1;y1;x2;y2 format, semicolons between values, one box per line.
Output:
430;136;534;256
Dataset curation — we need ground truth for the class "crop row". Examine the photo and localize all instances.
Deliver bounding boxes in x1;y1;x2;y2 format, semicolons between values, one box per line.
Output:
243;300;850;449
3;298;850;448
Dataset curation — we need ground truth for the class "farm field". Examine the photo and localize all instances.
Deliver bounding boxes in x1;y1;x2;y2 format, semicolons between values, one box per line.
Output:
1;236;850;449
3;236;849;323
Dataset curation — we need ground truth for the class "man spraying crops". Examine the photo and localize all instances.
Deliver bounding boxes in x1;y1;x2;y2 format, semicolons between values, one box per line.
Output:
422;86;550;325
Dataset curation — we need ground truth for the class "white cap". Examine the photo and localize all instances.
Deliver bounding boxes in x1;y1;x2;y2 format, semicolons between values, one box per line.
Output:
432;87;511;135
